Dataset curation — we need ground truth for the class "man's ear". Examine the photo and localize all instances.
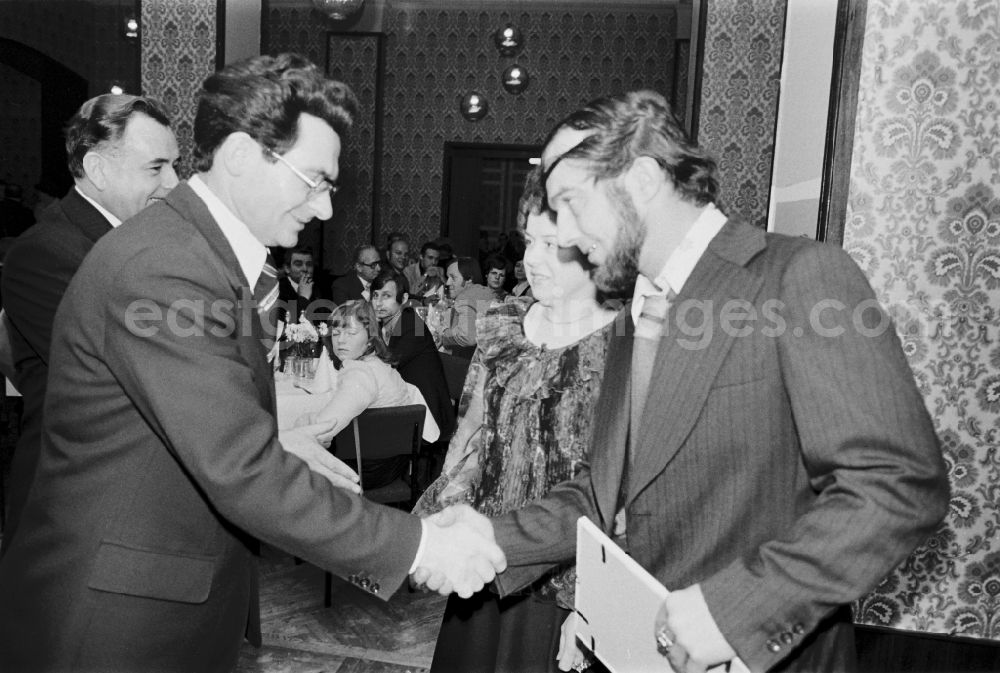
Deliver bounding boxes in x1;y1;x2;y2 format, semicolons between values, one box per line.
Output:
218;132;260;178
81;152;109;191
402;292;410;305
623;156;664;205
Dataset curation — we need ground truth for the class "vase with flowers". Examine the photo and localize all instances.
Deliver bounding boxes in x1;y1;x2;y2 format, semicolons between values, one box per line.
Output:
283;317;327;380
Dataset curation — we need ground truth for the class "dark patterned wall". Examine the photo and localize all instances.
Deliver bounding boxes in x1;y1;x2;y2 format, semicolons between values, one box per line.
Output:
325;34;381;273
0;0;140;196
266;1;678;266
697;0;786;229
141;0;218;180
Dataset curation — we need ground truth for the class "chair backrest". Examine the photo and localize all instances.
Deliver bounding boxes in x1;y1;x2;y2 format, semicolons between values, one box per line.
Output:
333;404;425;490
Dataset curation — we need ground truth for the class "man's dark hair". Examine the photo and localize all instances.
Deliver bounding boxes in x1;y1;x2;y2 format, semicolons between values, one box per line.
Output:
65;94;173;179
287;244;314;260
452;256;477;284
193;53;358;172
420;241;441;256
371;270;410;304
544;89;718;207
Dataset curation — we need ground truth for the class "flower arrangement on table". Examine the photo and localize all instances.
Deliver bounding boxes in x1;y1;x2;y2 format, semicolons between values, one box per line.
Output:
283;316;328;360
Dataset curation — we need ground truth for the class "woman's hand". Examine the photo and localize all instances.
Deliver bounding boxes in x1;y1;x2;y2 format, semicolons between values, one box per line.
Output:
557;611;591;671
279;420;361;494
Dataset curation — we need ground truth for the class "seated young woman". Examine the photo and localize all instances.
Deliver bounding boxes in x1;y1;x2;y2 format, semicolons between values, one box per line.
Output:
310;300;423;487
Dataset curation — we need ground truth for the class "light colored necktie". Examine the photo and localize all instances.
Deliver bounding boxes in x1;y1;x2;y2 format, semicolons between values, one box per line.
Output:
630;291;674;438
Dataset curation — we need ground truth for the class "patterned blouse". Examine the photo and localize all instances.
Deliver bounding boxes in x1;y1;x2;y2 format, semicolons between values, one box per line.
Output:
415;297;613;607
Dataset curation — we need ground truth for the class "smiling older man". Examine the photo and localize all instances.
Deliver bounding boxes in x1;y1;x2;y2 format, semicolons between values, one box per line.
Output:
0;93;180;550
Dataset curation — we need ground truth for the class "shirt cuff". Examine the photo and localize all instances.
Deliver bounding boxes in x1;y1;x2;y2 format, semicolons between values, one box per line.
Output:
408;518;429;574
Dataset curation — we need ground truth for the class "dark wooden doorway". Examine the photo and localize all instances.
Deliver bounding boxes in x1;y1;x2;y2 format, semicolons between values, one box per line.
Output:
441;142;540;260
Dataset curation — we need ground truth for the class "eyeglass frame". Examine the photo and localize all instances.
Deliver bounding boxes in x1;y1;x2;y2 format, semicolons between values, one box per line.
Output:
265;147;340;199
356;259;382;269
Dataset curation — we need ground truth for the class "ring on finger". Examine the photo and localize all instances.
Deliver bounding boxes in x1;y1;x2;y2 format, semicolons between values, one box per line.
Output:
571;660;588;672
655;626;675;656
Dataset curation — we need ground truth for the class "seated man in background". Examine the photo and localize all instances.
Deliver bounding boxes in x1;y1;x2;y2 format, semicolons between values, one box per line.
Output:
278;243;332;323
404;239;443;299
0;93;179;551
436;255;495;359
371;270;455;441
383;232;410;274
332;243;381;304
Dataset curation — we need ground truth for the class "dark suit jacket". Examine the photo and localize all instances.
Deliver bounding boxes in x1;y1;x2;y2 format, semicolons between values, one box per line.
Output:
331;272;365;305
385;306;456;438
277;273;334;325
493;220;948;672
0;183;422;672
0;188;111;548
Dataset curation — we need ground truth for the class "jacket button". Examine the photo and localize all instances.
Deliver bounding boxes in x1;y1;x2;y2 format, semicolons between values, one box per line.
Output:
792;623;805;635
766;639;781;653
781;631;793;644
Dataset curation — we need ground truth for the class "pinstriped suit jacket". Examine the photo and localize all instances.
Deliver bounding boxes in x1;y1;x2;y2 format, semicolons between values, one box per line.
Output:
493;219;948;672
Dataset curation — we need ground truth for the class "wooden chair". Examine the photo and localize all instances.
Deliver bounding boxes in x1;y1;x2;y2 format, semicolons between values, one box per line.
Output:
323;404;425;606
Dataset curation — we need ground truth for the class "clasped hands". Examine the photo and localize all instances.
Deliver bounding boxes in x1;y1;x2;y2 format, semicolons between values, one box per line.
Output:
411;504;507;598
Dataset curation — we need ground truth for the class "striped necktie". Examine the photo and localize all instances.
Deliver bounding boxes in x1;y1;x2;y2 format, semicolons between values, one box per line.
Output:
255;252;279;315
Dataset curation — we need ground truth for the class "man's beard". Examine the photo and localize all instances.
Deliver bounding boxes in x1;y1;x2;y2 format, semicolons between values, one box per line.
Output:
592;183;644;295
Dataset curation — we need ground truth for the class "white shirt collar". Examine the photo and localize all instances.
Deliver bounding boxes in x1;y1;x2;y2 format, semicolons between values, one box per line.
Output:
74;185;121;227
187;175;268;288
631;203;727;324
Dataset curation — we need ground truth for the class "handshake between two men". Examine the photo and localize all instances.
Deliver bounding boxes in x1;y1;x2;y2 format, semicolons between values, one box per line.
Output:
280;420;506;598
411;503;507;598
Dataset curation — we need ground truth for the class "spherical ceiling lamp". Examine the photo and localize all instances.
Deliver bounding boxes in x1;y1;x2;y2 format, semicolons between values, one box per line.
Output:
501;64;530;95
311;0;365;21
459;91;489;122
493;25;524;56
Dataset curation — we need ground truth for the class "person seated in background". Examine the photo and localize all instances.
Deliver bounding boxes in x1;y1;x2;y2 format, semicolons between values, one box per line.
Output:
307;300;427;487
332;243;381;304
383;232;411;274
371;270;456;441
483;253;509;302
278;244;332;323
435;255;495;358
509;258;532;298
404;239;443;298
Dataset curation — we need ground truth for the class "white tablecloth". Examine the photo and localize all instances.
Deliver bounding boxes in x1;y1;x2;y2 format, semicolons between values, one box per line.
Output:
275;351;439;442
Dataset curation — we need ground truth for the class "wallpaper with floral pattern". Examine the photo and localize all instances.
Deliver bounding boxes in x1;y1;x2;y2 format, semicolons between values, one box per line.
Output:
844;0;1000;640
141;0;218;179
697;0;786;230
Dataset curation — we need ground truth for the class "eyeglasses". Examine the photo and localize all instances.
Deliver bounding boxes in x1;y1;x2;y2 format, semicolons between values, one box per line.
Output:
357;260;382;269
265;148;340;199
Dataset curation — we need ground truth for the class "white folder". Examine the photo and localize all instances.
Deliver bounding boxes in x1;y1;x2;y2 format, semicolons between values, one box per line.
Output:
575;516;750;673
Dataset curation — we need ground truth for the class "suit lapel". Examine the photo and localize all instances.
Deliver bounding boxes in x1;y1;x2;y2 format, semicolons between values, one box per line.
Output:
161;183;275;408
627;220;768;504
591;306;634;528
